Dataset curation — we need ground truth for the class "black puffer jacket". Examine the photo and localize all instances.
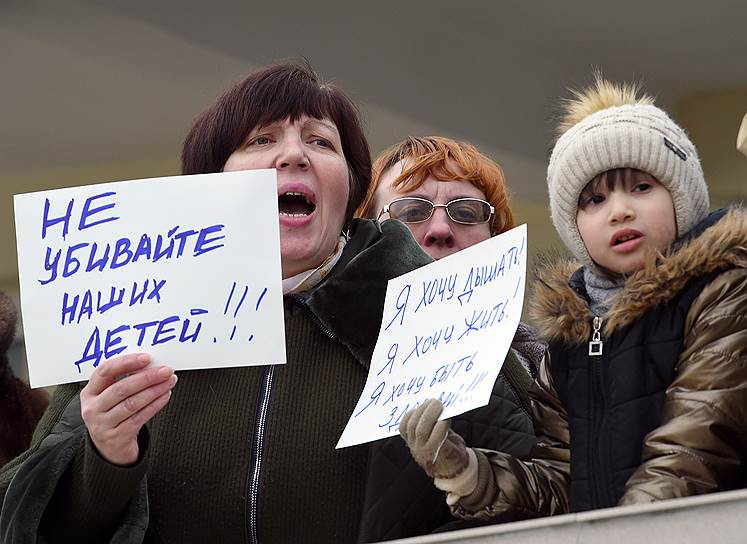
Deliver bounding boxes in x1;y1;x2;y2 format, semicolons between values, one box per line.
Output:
550;265;715;511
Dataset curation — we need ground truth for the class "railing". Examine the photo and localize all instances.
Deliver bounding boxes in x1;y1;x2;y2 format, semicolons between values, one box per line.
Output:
386;488;747;544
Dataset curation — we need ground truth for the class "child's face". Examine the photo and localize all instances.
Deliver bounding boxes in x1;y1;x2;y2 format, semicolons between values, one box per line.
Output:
576;169;676;275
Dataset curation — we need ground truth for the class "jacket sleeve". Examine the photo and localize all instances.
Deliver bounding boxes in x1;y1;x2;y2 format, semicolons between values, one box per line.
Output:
450;351;571;521
0;383;150;543
620;268;747;504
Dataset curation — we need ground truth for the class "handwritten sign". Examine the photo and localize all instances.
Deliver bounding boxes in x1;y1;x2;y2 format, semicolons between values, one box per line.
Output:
14;170;286;388
337;224;527;448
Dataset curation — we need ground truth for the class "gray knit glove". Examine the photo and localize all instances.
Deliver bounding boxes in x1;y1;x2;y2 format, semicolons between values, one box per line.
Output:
399;398;469;479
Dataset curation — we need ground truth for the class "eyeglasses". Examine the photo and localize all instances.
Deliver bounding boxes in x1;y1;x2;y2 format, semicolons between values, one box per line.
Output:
379;197;494;225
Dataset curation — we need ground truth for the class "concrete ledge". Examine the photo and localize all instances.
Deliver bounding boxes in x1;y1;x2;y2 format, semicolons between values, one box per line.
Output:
386;489;747;543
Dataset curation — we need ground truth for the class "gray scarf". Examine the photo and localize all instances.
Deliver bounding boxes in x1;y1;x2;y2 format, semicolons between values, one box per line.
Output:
582;266;624;317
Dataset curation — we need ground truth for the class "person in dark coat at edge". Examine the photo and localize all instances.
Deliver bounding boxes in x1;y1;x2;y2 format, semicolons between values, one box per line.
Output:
399;76;747;521
0;61;536;543
0;292;49;467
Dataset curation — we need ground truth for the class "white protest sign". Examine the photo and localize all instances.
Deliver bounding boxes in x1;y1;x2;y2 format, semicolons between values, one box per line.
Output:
337;224;527;448
14;170;286;388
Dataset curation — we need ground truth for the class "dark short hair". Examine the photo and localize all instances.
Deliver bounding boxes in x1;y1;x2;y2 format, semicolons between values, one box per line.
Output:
181;61;371;226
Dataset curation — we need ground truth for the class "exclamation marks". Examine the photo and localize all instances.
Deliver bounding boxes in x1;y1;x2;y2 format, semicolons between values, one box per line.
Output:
513;275;522;299
514;234;526;299
256;287;267;311
213;282;269;343
233;285;249;340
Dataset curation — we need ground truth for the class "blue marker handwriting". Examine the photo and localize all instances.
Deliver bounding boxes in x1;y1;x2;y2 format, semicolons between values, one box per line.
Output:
382;234;525;330
384;283;411;331
377;295;513;377
73;308;207;372
61;278;166;325
69;279;271;370
458;299;510;341
414;273;458;313
39;223;226;285
375;365;489;433
377;324;456;376
355;350;479;419
41;191;120;242
457;238;525;305
217;282;268;343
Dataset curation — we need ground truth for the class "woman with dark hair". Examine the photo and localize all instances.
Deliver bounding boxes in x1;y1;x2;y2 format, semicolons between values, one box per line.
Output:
0;62;529;543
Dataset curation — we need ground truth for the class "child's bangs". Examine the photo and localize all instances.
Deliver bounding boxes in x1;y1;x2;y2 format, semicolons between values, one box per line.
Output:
578;168;653;205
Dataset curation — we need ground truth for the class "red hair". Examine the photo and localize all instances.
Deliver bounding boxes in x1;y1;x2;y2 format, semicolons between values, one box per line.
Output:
357;136;514;234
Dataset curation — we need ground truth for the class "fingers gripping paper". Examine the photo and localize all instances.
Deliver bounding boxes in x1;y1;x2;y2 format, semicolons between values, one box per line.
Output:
14;170;286;388
337;224;527;448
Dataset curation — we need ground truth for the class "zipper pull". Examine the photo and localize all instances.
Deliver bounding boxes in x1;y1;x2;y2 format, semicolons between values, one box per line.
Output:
589;316;603;356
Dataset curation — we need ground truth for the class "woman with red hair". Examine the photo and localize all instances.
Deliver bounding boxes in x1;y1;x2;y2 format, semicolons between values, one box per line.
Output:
358;136;543;532
358;136;514;260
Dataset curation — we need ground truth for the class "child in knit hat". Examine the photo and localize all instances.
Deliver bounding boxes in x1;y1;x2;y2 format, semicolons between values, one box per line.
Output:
398;77;747;520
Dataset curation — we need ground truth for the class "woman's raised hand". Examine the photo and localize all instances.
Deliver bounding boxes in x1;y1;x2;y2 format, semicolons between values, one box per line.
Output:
80;353;177;466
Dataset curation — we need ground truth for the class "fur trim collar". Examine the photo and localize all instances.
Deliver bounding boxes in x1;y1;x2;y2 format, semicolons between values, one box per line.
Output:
530;207;747;345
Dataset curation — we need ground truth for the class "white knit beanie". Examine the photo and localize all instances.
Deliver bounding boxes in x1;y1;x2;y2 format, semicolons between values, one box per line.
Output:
547;103;709;266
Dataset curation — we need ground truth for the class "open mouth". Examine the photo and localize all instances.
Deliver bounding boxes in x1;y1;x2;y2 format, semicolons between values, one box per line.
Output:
610;229;644;249
278;192;316;216
612;233;641;246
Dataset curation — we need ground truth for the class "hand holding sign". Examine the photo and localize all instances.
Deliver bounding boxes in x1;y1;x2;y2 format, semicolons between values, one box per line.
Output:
80;353;176;466
399;398;469;479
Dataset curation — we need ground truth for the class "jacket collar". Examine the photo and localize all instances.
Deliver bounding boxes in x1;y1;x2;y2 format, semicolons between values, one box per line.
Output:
530;207;747;345
300;218;433;369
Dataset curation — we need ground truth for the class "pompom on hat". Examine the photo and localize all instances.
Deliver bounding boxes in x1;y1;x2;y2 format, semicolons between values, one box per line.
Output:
547;77;710;266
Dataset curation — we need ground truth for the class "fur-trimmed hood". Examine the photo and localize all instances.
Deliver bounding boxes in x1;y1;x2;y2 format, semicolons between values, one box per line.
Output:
530;207;747;345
